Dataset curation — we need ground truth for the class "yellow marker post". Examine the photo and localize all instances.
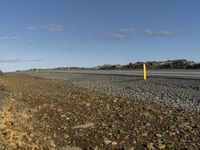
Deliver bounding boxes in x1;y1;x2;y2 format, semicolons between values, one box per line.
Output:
143;63;147;80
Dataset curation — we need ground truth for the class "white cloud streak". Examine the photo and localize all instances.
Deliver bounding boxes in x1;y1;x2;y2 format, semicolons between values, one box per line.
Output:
119;27;135;33
0;58;42;63
26;24;64;32
26;26;36;30
101;27;135;40
109;33;127;40
101;27;186;41
40;24;64;32
144;29;186;36
0;36;17;40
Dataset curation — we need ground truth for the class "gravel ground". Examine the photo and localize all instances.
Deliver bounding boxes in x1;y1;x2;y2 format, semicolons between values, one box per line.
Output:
1;74;200;149
26;71;200;114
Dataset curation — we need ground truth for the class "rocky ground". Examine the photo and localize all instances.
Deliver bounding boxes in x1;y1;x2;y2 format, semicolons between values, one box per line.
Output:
27;71;200;113
68;75;200;114
0;73;200;149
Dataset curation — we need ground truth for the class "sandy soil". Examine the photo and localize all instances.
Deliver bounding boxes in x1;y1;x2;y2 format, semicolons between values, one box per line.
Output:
0;73;200;149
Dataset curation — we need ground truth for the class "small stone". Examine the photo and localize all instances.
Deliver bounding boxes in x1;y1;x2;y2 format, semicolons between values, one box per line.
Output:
111;141;118;146
63;134;69;139
102;123;107;126
57;108;62;112
156;134;162;138
147;143;155;150
94;146;99;150
142;132;148;137
50;140;56;147
2;130;11;140
158;144;166;149
86;103;91;107
157;139;162;144
73;122;95;129
61;125;67;130
146;123;151;127
43;114;48;119
113;99;117;103
60;114;66;118
197;124;200;128
53;133;57;137
128;147;134;150
65;117;70;120
30;133;34;137
104;138;112;145
169;132;176;136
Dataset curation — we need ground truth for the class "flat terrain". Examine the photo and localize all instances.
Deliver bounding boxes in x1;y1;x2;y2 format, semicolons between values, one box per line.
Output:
26;69;200;113
0;73;200;149
28;69;200;79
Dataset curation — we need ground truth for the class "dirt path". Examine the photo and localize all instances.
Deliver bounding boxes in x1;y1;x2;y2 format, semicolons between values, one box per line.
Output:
0;74;200;149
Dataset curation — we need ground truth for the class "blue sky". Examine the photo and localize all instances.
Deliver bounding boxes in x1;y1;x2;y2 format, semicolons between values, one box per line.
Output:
0;0;200;72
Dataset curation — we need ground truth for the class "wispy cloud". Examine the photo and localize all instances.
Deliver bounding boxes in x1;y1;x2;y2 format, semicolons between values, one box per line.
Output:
99;33;127;40
26;26;36;30
0;36;17;40
40;24;64;32
100;27;186;41
119;27;135;33
0;58;42;63
144;29;186;36
26;24;64;32
108;33;128;40
100;27;135;40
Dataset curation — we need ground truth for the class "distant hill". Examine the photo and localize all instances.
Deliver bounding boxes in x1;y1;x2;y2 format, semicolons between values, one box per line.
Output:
95;59;200;70
27;59;200;72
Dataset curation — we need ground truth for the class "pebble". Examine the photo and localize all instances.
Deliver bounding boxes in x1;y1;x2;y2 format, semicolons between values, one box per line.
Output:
73;122;95;129
60;114;66;118
94;146;99;150
63;134;69;139
50;140;56;147
86;103;91;107
104;138;112;145
169;131;176;136
146;122;151;127
2;130;11;140
113;99;118;103
156;134;162;138
142;132;148;137
111;141;118;146
147;143;155;150
158;144;166;149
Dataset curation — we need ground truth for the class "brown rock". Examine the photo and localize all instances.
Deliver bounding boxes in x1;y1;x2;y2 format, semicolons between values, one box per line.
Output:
111;141;118;146
158;144;166;149
147;143;155;150
104;138;112;145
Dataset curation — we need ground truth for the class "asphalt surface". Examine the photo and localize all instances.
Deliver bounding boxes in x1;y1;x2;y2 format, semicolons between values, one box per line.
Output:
29;69;200;80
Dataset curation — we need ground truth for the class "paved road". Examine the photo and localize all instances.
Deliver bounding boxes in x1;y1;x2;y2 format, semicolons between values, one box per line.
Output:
32;69;200;80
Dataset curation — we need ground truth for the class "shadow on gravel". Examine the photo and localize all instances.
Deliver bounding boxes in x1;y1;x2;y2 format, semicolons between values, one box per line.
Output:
110;77;144;83
149;76;200;81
